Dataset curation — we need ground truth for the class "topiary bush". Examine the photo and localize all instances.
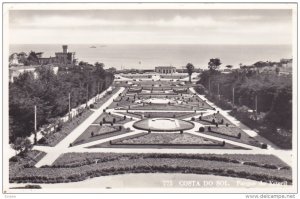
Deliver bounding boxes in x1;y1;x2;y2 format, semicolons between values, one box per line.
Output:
199;127;205;132
261;143;268;149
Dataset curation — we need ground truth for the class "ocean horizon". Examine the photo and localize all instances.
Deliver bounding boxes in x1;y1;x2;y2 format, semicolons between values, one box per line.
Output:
9;44;292;70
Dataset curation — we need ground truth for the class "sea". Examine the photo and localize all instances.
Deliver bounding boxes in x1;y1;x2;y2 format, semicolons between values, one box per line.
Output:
9;44;292;70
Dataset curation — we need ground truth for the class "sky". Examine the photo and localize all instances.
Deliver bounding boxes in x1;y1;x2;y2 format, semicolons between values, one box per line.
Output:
9;9;293;45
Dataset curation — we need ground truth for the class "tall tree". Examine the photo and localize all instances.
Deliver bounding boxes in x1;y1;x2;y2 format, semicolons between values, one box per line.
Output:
208;58;222;71
186;63;195;83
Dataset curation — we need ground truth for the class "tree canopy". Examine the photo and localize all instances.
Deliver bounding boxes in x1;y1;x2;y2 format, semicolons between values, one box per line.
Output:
9;64;114;142
208;58;222;71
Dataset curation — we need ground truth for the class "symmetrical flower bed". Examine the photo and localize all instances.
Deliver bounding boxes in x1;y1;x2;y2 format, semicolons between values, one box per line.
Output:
72;125;129;146
92;112;131;124
199;126;261;147
113;133;218;145
197;113;232;125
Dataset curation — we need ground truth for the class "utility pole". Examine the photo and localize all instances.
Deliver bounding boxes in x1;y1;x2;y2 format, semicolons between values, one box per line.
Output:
34;105;37;144
68;93;71;120
232;87;235;106
208;77;211;93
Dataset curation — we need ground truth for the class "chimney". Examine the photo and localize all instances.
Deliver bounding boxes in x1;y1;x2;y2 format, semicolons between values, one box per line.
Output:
63;45;68;53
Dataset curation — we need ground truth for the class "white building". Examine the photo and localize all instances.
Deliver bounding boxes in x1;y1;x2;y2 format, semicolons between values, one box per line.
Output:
155;66;176;74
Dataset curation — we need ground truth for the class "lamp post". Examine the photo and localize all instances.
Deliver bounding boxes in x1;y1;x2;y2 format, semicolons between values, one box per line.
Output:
86;84;89;108
218;83;220;100
208;77;211;94
232;87;235;106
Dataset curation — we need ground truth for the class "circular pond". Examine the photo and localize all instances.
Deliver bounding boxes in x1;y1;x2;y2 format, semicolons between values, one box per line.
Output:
133;118;194;132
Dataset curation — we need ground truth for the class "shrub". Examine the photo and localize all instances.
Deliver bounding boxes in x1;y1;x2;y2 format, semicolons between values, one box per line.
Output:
212;119;215;124
222;141;225;146
208;126;211;132
91;132;94;137
9;156;19;162
37;137;47;144
261;143;268;149
24;185;42;189
100;122;102;126
191;117;195;121
216;123;218;127
69;143;73;147
123;115;127;120
199;127;205;132
180;130;183;134
89;104;94;109
237;133;241;139
119;126;122;131
225;123;229;127
113;118;116;123
199;116;202;120
221;119;224;124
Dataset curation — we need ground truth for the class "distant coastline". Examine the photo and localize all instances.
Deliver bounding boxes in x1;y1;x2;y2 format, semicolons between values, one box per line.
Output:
9;44;292;70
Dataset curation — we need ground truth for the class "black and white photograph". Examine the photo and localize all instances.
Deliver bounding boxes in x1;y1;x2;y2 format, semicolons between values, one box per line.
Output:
1;2;298;197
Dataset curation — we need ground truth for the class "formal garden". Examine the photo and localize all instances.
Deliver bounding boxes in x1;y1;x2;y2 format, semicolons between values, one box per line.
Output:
9;73;292;188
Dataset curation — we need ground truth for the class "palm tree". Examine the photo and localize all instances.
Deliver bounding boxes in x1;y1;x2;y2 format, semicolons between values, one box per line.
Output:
186;63;195;83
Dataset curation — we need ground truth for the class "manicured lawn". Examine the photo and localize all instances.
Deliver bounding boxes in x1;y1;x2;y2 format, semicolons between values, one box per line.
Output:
199;126;261;147
92;112;131;124
39;109;94;147
196;113;233;125
52;153;290;170
72;125;130;146
9;150;46;178
10;153;291;184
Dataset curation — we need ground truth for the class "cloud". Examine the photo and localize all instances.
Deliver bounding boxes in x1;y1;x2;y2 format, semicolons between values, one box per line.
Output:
11;14;236;29
9;9;293;45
